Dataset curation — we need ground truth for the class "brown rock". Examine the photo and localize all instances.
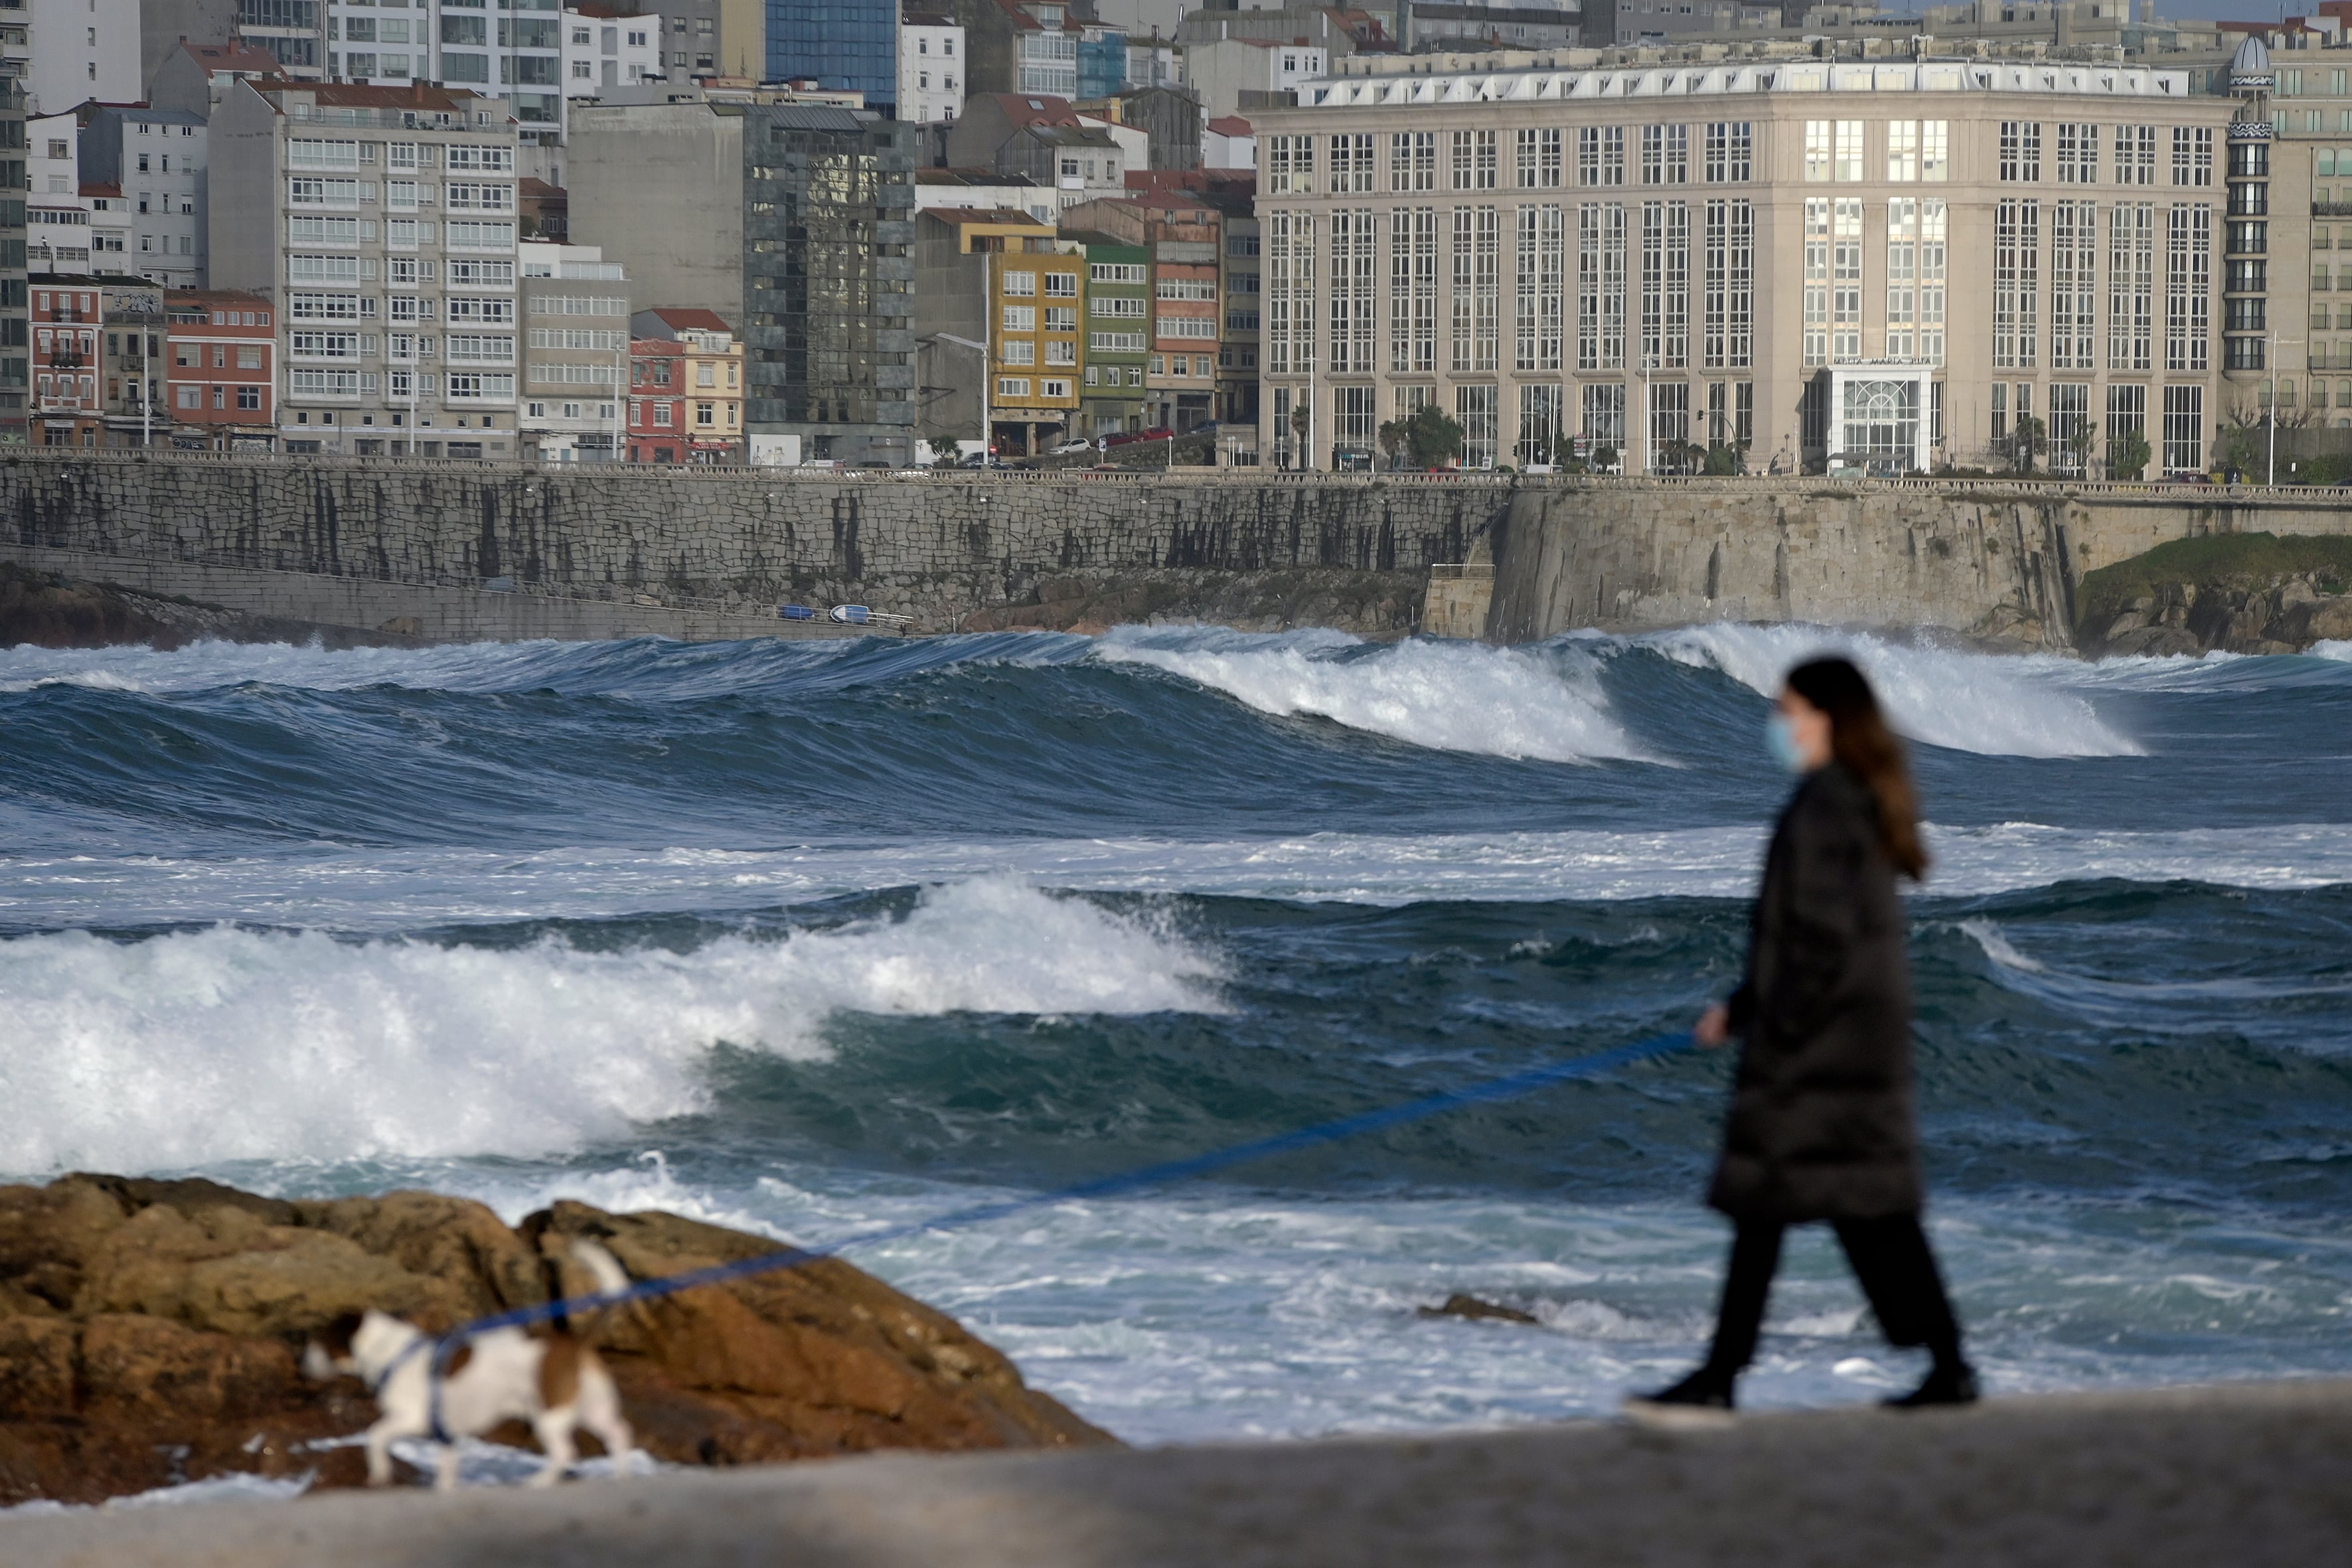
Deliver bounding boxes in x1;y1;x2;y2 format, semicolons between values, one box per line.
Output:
0;1175;1115;1507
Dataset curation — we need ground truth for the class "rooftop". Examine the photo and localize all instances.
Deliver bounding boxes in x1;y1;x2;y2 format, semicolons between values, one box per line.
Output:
643;307;736;334
176;40;283;77
1308;56;2195;108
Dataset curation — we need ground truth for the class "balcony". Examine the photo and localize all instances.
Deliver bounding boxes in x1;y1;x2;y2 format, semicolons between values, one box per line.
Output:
2316;201;2352;218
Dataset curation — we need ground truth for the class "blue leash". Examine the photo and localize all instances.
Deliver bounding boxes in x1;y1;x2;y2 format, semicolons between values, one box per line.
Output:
427;1027;1697;1359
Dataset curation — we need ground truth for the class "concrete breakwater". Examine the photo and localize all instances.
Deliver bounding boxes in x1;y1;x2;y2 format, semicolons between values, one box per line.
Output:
8;453;2352;647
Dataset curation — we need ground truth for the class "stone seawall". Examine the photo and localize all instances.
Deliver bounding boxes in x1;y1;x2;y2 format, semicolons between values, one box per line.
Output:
1488;481;2352;649
0;455;1500;640
11;454;2352;649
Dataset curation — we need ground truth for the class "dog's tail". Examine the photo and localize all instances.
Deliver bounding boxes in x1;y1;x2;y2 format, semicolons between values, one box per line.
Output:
562;1239;635;1338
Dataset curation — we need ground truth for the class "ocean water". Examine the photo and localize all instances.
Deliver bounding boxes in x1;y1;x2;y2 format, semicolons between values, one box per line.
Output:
5;623;2352;1452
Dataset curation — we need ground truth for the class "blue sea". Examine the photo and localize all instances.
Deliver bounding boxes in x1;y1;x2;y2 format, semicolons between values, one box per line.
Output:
5;622;2351;1449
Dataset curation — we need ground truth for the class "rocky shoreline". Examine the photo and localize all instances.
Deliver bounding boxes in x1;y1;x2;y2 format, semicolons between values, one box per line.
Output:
0;563;426;651
0;1175;1111;1508
2077;533;2352;657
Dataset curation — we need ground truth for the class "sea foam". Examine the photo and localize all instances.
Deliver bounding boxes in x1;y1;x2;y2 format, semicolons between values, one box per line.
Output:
0;879;1224;1173
1093;627;1649;763
1636;623;2143;758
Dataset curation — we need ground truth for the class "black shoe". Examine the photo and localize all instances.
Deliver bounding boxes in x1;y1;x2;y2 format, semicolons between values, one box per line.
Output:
1623;1367;1737;1429
1884;1362;1980;1410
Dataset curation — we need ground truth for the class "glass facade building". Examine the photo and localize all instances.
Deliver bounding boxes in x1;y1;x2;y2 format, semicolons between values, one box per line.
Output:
767;0;898;111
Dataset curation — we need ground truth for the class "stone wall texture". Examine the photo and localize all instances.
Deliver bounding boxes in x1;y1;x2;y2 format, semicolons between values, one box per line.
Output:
7;453;2352;647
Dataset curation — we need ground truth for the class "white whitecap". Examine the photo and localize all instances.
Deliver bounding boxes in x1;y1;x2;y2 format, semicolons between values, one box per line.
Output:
1093;625;1650;763
0;879;1224;1174
1634;622;2142;758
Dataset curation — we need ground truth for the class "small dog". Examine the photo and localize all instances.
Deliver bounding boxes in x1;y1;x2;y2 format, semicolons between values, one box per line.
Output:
305;1239;637;1490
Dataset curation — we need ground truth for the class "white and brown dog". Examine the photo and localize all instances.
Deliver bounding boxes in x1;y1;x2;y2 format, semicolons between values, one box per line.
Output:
305;1240;637;1490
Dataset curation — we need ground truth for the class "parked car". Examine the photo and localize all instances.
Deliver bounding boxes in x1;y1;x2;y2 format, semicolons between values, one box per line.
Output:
1050;439;1093;456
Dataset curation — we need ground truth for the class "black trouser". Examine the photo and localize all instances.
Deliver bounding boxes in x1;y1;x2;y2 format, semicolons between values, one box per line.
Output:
1704;1214;1964;1375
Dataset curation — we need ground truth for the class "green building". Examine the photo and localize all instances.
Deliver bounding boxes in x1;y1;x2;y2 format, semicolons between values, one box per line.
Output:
1073;231;1148;441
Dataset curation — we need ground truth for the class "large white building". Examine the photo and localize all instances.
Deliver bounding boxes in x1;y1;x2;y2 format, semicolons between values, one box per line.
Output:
323;0;567;143
210;79;523;459
1251;52;2234;476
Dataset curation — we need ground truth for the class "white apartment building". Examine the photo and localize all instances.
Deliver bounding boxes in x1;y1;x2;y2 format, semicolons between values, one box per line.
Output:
1183;37;1327;121
563;9;663;98
22;0;137;116
210;80;522;459
27;113;94;275
899;13;964;125
80;107;210;291
518;238;627;460
1253;55;2233;475
324;0;568;143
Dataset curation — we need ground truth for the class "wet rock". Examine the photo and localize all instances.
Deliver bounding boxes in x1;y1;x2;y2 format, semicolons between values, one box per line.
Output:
0;1175;1114;1507
1417;1294;1541;1326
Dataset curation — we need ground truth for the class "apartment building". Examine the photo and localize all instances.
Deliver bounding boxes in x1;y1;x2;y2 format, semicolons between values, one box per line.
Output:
0;80;25;444
1071;228;1146;436
22;0;137;117
945;94;1129;212
98;279;164;445
913;205;1081;455
564;7;665;96
569;99;919;465
2214;27;2352;442
1250;54;2233;474
149;42;290;120
78;106;209;289
162;288;277;449
1061;193;1221;433
519;238;627;460
27;113;92;276
323;1;566;143
625;305;742;459
211;80;522;459
29;274;115;445
1181;36;1328;121
900;12;965;123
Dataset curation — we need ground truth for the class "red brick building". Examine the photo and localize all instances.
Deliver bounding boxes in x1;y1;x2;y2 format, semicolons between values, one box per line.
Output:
625;311;745;463
164;290;276;450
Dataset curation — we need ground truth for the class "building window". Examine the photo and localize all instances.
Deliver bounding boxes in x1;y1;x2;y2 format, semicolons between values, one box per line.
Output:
1703;122;1751;184
1577;127;1624;189
1265;210;1312;375
1328;209;1375;374
1450;129;1497;191
1578;200;1626;372
1640;199;1690;370
1994;198;2039;370
1390;131;1435;193
2104;382;2146;472
2116;124;2156;186
1581;381;1624;449
1332;133;1373;195
1803;198;1829;367
2161;384;2203;473
2167;204;2211;372
2172;126;2214;188
1999;121;2042;183
1515;204;1565;372
1454;382;1497;469
1804;121;1832;183
2051;200;2098;372
1703;198;1752;370
2110;202;2156;372
1516;127;1563;189
1887;121;1919;184
1517;382;1563;465
1390;206;1437;374
1639;124;1687;187
1648;379;1689;461
1332;383;1375;453
2049;382;2091;473
2055;123;2098;185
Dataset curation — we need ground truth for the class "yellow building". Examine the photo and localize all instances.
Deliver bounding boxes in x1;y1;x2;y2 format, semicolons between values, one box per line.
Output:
915;208;1085;457
628;308;747;463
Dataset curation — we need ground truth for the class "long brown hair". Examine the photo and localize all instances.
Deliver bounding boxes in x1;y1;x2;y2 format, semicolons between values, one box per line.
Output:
1786;657;1928;881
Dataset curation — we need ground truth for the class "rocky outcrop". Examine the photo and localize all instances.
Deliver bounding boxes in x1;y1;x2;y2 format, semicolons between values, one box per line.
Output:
0;1175;1113;1507
0;562;424;651
2090;578;2352;657
2075;534;2352;655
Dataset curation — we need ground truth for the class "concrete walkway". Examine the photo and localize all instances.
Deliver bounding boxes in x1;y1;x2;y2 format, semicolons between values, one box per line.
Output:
6;1378;2348;1567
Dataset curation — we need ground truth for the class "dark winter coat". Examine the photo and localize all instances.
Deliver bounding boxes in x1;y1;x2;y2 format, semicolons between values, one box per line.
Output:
1707;762;1924;1223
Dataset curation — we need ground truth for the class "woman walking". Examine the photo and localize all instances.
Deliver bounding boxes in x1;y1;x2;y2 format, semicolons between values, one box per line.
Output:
1630;657;1975;1418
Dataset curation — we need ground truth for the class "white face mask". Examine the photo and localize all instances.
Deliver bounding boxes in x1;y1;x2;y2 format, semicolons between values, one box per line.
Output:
1766;712;1809;773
